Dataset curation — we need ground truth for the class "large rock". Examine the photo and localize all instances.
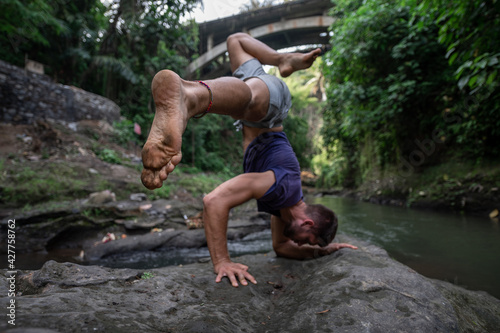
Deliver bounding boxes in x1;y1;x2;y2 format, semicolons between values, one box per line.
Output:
0;59;120;125
2;236;499;333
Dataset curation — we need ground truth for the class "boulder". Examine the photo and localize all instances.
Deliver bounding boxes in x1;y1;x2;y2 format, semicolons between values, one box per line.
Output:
2;235;499;333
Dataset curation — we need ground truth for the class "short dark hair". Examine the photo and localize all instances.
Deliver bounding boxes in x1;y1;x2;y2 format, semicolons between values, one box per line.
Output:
305;204;338;247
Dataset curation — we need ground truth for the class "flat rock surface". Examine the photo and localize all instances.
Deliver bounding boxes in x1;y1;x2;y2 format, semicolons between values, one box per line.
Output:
2;235;499;333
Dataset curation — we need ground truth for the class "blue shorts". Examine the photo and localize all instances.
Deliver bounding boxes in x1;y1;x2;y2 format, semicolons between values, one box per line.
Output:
232;59;292;129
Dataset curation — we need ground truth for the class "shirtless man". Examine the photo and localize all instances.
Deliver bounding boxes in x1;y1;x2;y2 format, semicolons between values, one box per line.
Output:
141;33;357;287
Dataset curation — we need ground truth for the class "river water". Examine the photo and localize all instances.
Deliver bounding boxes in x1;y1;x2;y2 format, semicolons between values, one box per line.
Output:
9;196;500;299
97;195;500;298
312;196;500;299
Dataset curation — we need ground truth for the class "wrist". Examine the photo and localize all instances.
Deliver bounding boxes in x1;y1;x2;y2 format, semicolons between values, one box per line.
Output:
317;248;327;257
213;257;231;267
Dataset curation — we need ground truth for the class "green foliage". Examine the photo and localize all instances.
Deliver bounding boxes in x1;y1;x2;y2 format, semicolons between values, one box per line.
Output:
320;0;476;187
318;0;500;188
0;161;87;205
415;0;500;157
178;172;233;197
417;0;499;92
147;183;172;200
0;0;67;59
81;207;114;219
314;0;500;186
181;115;243;174
112;119;142;147
311;136;347;188
271;61;325;170
0;0;323;179
0;0;201;135
94;148;122;165
283;114;311;168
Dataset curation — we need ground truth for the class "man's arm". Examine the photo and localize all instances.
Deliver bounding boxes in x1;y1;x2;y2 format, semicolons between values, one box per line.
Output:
203;171;275;287
271;215;357;259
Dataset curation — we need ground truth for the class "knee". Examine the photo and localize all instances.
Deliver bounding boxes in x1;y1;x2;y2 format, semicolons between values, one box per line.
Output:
226;32;247;45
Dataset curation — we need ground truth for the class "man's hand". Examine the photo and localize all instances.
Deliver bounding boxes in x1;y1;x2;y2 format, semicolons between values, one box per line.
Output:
214;260;257;288
319;242;358;256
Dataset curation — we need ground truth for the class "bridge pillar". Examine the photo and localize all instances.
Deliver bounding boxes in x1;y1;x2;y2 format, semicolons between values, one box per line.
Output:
207;34;214;51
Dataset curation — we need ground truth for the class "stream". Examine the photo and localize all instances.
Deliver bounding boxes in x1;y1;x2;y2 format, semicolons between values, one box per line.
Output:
7;196;500;299
98;195;500;299
313;196;500;299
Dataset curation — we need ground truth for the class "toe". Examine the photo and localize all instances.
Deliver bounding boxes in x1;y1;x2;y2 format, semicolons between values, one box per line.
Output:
159;166;169;181
141;169;160;190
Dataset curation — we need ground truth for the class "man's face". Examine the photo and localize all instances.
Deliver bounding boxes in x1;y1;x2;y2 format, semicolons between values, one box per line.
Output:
283;222;319;246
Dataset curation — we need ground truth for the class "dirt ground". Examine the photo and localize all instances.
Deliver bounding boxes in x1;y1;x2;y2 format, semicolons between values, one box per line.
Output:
0;120;145;210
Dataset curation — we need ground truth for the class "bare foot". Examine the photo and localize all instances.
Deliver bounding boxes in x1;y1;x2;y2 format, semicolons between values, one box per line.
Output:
141;70;190;189
278;48;322;78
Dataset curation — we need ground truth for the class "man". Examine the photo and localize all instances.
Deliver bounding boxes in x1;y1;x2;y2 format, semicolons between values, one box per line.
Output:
141;33;357;287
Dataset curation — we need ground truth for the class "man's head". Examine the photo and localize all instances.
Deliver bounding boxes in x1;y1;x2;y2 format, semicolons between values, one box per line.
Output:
283;204;338;247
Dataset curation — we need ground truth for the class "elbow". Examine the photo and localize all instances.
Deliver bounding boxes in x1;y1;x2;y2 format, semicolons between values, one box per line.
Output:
202;191;226;225
273;242;287;258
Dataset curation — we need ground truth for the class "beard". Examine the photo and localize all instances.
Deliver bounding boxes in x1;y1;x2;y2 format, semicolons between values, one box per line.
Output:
283;222;301;239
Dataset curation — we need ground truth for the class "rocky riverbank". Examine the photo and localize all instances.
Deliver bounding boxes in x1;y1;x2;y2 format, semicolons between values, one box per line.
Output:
1;109;499;333
312;161;500;220
2;235;499;333
0;190;268;269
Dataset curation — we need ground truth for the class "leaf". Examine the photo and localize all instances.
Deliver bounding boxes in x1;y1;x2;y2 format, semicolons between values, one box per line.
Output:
476;72;487;87
488;57;499;67
468;75;478;88
445;47;455;59
476;59;487;69
458;75;470;90
448;52;458;65
455;60;472;78
486;70;497;85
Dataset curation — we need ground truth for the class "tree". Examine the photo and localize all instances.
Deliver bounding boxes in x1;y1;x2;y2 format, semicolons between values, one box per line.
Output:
321;0;453;186
0;0;68;65
0;0;203;144
239;0;280;12
416;0;500;157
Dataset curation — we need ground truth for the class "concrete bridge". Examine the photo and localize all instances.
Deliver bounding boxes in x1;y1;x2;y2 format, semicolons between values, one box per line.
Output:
185;0;335;79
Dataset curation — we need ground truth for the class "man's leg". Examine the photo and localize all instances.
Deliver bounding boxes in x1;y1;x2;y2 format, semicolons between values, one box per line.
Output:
226;32;322;77
141;34;322;190
141;71;253;189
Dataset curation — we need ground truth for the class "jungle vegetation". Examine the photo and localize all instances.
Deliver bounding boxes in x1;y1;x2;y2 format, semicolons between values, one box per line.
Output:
1;0;498;188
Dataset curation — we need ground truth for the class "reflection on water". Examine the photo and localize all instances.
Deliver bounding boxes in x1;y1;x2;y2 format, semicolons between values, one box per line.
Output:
311;195;500;299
